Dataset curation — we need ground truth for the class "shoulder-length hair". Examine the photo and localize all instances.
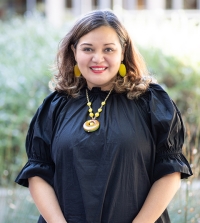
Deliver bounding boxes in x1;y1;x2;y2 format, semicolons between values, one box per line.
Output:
51;10;153;99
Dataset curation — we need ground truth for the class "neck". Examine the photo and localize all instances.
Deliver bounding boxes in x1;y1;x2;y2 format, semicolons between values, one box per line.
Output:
87;84;114;91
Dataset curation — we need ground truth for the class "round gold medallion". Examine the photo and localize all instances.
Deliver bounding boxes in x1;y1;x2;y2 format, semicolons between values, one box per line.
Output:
83;120;100;132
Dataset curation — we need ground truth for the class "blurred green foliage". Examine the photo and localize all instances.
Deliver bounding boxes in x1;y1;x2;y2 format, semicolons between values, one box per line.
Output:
0;16;64;186
139;46;200;179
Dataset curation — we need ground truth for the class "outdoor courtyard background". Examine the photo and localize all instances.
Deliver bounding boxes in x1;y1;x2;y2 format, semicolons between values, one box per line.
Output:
0;1;200;222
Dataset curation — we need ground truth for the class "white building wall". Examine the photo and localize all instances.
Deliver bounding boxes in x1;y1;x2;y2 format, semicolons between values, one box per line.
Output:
44;0;200;25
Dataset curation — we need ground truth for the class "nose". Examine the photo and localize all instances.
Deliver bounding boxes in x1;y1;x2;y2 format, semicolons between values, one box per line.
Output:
92;51;105;63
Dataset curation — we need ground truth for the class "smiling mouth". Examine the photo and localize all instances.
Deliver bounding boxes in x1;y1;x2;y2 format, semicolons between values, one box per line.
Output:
90;66;107;71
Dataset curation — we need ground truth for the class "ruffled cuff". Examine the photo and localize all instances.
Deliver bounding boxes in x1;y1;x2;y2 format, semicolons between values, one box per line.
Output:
153;153;193;182
15;159;55;187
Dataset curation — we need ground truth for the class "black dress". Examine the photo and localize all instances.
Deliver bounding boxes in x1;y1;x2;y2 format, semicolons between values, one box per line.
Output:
15;83;192;223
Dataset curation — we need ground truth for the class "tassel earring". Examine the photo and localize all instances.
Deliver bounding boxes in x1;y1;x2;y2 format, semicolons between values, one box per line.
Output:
119;63;126;77
74;64;81;77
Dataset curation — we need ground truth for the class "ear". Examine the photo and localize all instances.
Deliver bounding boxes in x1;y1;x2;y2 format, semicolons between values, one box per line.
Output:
121;44;126;61
121;50;125;61
121;51;124;61
71;45;76;60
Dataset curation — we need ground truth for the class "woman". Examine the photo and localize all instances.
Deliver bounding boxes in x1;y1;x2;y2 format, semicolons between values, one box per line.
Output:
15;10;192;223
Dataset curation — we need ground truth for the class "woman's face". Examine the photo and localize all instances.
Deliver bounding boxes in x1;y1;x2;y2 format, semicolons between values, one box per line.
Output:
72;26;124;91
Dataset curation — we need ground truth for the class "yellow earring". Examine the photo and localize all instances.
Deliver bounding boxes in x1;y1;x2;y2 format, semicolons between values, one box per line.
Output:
119;63;126;77
74;64;81;77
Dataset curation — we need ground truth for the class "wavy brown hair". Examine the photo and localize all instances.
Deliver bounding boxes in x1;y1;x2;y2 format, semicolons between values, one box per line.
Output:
51;10;154;99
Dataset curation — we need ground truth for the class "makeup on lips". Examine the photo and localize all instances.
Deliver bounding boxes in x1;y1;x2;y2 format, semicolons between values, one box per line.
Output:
90;66;107;74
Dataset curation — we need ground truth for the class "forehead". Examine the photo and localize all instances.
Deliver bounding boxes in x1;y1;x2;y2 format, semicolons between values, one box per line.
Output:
78;26;120;45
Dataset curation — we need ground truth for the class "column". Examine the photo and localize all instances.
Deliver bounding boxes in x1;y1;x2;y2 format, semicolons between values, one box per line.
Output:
72;0;81;16
98;0;111;9
113;0;123;8
26;0;36;14
197;0;200;9
81;0;92;14
124;0;137;10
45;0;65;27
172;0;183;9
146;0;165;9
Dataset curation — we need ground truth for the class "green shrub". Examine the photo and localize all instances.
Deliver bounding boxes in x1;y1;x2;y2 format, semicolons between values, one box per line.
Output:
138;46;200;178
0;16;64;186
129;13;200;180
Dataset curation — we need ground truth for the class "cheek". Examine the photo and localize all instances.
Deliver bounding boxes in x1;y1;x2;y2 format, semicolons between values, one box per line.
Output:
108;56;122;68
77;54;91;66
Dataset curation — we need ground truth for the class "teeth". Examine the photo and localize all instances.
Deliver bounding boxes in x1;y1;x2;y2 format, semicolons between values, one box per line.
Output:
91;68;106;70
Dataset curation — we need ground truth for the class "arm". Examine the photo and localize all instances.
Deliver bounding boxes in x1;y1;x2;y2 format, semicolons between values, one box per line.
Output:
28;176;67;223
132;172;181;223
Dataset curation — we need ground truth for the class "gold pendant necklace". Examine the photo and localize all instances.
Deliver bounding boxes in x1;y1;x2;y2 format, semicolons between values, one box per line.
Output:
83;88;113;132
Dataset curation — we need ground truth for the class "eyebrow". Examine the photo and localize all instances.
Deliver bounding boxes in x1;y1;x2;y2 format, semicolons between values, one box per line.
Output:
80;43;116;46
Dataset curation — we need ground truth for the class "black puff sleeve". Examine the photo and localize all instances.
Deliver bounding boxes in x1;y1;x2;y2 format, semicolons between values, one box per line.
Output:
15;91;67;187
144;84;193;182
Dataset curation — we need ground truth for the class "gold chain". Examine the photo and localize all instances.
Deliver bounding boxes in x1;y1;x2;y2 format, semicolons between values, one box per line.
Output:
86;88;113;119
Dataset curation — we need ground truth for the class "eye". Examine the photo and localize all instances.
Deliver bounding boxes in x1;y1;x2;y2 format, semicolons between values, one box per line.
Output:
82;47;93;52
104;48;114;52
